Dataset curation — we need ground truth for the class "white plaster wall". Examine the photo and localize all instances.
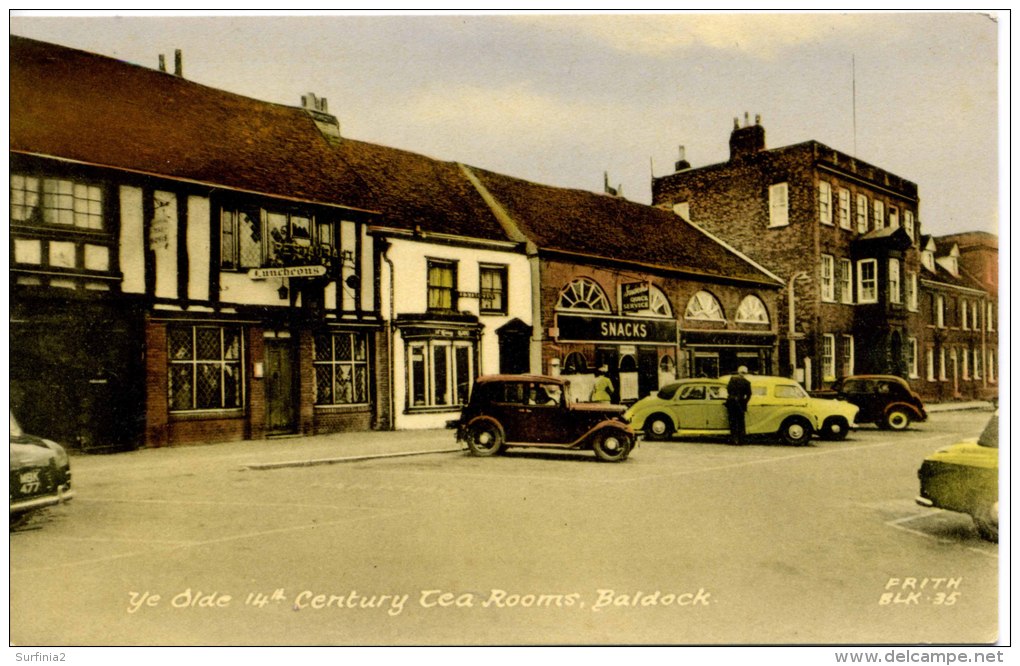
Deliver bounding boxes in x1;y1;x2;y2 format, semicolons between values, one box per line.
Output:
187;196;210;302
380;236;531;430
152;190;178;299
118;186;145;294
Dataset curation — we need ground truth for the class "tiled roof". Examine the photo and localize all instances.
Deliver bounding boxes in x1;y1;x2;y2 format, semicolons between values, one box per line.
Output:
469;167;780;285
332;139;509;241
10;35;375;213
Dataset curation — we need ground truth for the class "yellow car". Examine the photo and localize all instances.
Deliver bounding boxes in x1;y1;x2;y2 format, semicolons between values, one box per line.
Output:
916;413;998;542
624;375;859;445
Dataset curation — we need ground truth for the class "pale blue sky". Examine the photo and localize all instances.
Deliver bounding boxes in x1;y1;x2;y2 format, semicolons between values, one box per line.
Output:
10;11;1002;237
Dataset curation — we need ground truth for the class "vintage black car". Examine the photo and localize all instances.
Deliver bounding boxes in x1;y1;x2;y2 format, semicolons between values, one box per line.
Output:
10;412;74;526
812;375;927;430
449;374;635;462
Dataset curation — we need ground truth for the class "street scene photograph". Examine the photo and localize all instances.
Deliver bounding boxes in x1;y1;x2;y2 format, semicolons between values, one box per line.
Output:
7;9;1006;662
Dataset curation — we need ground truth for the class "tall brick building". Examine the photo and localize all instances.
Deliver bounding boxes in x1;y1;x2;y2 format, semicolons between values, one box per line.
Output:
652;115;926;392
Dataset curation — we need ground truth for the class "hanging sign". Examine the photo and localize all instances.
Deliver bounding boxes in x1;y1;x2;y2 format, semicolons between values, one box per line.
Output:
621;281;651;312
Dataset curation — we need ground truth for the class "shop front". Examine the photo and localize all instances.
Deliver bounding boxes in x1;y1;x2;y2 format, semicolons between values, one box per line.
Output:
551;312;680;403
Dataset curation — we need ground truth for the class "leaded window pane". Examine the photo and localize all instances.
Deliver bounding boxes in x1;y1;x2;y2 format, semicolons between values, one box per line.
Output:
196;328;222;360
169;365;193;411
196;364;221;409
316;365;334;404
169;328;193;360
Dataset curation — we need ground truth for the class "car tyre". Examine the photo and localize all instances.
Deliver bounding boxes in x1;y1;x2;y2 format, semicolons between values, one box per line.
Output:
972;501;998;543
593;430;632;462
644;415;674;441
883;408;911;431
820;417;850;441
779;417;812;446
465;421;504;457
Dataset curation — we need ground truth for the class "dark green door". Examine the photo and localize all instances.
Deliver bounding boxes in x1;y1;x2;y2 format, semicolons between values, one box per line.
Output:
265;339;297;434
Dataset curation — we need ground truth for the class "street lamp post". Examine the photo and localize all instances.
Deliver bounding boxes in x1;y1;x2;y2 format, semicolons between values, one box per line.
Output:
787;271;809;379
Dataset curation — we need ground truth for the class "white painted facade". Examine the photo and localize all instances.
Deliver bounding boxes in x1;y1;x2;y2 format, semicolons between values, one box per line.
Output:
376;229;532;430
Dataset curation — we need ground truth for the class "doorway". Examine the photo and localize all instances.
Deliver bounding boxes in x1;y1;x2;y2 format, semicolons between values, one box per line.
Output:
265;338;298;435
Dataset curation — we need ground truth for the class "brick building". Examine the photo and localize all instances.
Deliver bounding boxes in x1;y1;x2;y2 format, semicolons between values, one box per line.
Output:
915;234;998;402
652;115;929;392
464;167;783;401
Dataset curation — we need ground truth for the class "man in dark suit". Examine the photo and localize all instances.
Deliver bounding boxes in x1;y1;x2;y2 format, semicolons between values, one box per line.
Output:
725;366;753;445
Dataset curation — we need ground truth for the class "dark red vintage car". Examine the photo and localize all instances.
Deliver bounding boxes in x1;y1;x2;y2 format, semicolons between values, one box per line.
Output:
449;375;635;462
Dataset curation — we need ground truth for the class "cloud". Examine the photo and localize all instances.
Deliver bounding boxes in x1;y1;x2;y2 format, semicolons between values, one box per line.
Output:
516;13;872;58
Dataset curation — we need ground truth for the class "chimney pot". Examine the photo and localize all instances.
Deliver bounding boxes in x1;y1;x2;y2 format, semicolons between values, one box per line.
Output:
174;49;182;77
158;54;166;72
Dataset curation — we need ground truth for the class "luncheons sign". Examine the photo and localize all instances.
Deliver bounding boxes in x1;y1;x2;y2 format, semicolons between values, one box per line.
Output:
555;313;677;344
248;266;327;279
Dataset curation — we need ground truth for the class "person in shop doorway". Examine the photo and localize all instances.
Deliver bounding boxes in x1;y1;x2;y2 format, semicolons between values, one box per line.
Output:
725;366;752;444
590;365;615;402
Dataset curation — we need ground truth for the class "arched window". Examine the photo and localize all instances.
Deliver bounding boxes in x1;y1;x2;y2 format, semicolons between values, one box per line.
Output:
619;354;637;372
685;291;725;321
659;354;675;373
735;295;769;324
557;278;611;312
562;352;588;375
625;284;673;318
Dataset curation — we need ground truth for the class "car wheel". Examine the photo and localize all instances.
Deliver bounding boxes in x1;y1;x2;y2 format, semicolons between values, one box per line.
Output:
465;421;504;457
644;415;674;441
820;417;850;441
883;409;911;431
972;501;998;543
779;417;812;446
593;430;632;462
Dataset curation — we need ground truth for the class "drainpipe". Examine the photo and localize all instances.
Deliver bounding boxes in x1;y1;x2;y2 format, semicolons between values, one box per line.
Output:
787;271;809;380
380;239;396;430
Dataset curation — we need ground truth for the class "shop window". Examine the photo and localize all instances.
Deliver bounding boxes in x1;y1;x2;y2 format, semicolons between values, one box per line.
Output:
314;331;370;405
562;352;588;375
479;264;508;315
168;325;243;412
427;260;458;311
407;339;474;409
557;278;610;312
735;295;769;324
685;291;725;321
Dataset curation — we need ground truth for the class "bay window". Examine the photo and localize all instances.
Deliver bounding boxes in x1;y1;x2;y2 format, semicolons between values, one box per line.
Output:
407;339;475;409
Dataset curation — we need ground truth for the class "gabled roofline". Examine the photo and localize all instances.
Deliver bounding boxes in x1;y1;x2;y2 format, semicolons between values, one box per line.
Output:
682;219;785;285
12;149;382;217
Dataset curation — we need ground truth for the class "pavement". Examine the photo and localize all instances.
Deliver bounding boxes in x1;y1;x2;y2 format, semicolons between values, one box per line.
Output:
69;400;994;471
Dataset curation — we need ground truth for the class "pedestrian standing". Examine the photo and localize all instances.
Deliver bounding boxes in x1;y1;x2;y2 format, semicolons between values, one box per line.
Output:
725;366;752;444
590;365;614;402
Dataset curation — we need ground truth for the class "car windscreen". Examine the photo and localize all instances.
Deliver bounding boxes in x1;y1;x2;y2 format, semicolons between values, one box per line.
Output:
657;383;682;400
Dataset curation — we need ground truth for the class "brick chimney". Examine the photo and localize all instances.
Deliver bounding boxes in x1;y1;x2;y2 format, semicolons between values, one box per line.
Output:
301;92;341;144
729;112;765;161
